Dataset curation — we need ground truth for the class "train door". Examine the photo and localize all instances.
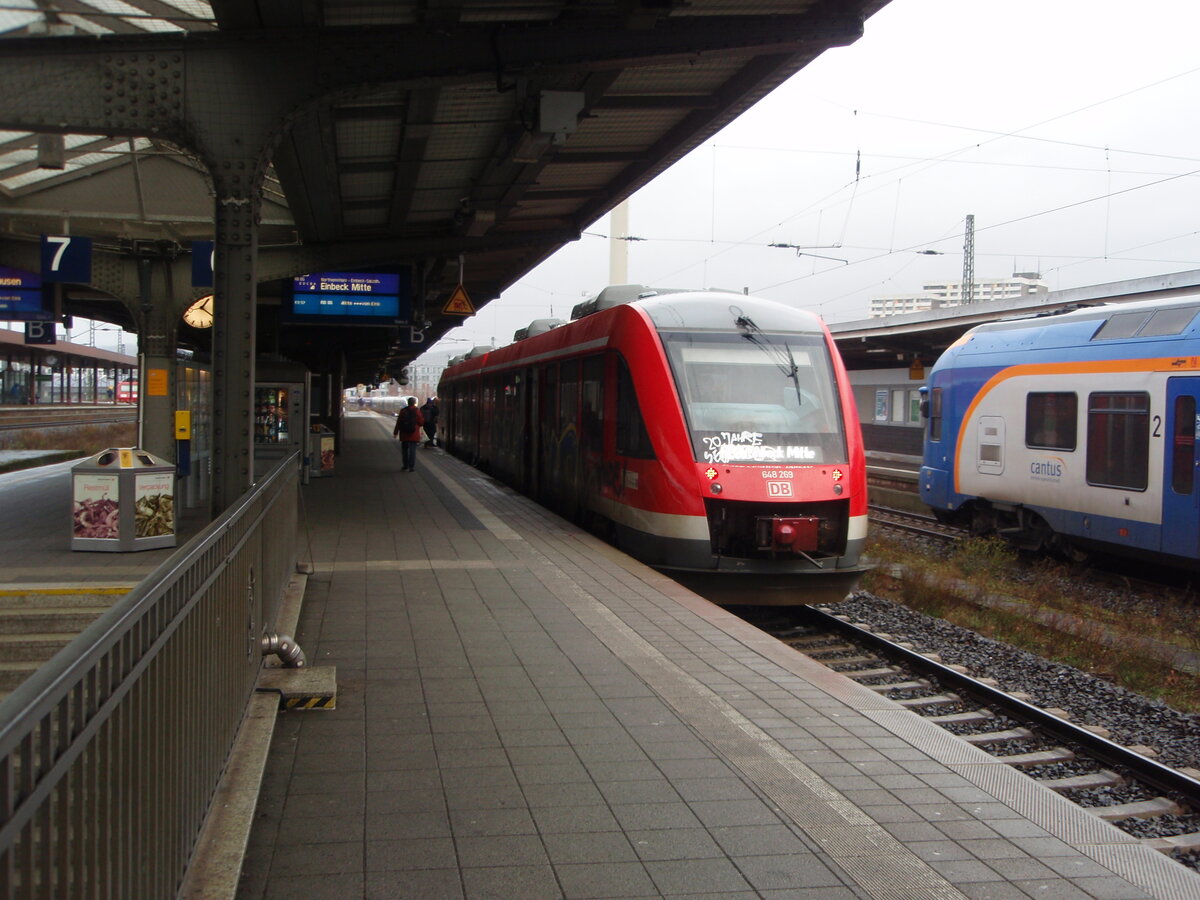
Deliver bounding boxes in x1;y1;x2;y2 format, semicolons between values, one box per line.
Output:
1161;378;1200;558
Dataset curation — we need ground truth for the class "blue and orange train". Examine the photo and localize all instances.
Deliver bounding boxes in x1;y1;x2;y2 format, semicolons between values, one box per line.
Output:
921;293;1200;567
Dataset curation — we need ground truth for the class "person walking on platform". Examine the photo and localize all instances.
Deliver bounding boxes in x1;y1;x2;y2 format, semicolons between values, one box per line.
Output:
421;397;439;447
393;397;424;472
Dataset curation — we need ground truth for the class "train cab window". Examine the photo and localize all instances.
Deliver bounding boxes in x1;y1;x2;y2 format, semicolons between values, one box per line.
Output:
1086;392;1149;491
928;387;942;441
1025;392;1077;451
1172;395;1196;495
660;330;846;464
616;356;654;459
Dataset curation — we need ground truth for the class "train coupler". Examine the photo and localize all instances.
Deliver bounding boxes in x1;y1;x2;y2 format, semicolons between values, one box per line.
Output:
755;515;821;553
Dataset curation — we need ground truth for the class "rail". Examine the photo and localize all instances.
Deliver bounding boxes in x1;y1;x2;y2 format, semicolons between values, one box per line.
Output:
0;406;139;431
0;453;301;899
801;605;1200;804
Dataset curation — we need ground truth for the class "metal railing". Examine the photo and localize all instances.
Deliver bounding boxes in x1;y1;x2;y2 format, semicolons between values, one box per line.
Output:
0;453;301;899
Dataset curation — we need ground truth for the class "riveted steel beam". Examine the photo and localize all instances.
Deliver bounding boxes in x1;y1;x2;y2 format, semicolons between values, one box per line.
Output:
0;14;862;149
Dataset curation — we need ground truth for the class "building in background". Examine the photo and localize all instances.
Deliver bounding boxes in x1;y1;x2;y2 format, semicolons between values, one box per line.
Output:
402;357;450;400
870;272;1046;317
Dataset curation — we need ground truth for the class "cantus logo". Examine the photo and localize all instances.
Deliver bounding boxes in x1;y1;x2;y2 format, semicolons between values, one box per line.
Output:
1030;458;1064;480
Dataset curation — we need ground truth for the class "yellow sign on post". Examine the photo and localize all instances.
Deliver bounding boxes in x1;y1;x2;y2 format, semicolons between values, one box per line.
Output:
442;284;475;316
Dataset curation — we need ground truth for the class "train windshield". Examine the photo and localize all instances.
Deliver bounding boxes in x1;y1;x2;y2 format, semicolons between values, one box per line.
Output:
661;331;847;464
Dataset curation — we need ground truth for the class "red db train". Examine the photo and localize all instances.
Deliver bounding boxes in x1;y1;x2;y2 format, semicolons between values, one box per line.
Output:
437;286;868;601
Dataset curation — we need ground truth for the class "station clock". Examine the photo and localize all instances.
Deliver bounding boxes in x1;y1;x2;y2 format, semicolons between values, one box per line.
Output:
182;294;214;328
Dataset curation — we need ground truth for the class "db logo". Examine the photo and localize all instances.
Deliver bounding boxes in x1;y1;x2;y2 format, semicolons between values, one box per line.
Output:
766;482;793;497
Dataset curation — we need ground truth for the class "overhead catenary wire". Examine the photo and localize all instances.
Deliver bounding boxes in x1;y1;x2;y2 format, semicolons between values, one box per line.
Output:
645;61;1200;293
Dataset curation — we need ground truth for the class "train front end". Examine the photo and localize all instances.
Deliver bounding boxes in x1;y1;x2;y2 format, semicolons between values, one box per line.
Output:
642;294;868;597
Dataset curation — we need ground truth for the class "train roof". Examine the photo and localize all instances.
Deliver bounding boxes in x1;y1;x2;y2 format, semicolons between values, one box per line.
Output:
441;288;831;382
955;290;1200;353
636;291;826;334
561;286;826;335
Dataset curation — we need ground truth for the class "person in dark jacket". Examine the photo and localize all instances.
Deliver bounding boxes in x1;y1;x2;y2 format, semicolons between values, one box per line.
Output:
393;397;424;472
421;397;439;447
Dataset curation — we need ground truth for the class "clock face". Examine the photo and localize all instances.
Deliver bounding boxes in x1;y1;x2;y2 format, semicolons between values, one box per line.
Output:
183;294;214;328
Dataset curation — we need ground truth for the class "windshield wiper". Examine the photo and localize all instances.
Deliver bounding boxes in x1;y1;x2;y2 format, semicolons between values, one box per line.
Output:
733;308;803;407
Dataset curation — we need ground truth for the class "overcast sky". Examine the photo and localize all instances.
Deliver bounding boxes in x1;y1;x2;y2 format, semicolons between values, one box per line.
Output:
424;0;1200;360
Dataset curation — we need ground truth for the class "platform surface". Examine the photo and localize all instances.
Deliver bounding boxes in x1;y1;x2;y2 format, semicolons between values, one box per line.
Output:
214;412;1197;899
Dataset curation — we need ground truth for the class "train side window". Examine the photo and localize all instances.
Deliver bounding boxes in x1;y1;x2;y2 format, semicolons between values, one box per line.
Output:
1171;395;1196;495
1086;392;1149;491
616;356;655;459
1025;392;1077;451
559;359;579;430
928;387;942;441
1141;306;1200;337
1091;311;1150;340
582;355;604;455
541;363;558;436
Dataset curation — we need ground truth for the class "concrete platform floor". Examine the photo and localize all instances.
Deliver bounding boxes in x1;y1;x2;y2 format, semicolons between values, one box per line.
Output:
231;413;1198;900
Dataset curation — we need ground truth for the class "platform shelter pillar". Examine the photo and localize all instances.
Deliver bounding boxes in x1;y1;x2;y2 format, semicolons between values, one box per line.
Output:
135;255;181;465
210;170;261;517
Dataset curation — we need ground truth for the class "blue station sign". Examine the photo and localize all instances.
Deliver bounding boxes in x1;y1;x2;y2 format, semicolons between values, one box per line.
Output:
40;235;92;283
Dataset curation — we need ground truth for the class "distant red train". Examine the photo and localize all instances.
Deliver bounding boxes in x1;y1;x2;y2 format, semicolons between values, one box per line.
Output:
437;286;868;600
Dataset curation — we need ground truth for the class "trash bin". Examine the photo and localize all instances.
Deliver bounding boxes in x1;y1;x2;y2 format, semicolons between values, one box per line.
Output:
310;425;335;477
71;448;176;552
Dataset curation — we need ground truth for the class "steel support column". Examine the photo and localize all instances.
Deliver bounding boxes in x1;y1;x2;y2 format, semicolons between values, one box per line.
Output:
211;179;260;516
135;256;179;463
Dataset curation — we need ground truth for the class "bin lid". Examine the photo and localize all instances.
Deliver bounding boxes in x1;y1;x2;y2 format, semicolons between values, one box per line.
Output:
72;447;173;472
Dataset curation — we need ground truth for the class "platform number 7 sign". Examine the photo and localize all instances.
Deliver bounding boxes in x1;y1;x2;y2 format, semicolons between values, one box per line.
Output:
41;234;92;283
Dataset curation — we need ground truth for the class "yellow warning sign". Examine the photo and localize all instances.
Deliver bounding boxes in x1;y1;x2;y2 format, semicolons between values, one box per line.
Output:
442;283;475;316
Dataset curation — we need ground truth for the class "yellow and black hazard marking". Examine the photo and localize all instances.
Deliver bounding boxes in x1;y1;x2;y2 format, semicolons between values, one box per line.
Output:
256;665;337;711
282;694;336;710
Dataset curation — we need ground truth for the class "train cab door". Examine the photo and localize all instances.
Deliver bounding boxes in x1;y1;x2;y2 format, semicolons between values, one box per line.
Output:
1162;378;1200;559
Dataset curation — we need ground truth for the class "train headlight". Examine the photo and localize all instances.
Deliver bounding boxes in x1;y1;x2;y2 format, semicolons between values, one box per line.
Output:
833;484;842;495
710;483;722;494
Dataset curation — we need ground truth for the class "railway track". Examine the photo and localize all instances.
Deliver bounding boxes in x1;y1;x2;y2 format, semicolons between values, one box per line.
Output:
0;406;136;431
774;605;1200;868
869;503;966;543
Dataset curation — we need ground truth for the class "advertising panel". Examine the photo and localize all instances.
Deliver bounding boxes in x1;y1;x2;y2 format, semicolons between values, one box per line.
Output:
134;471;175;538
73;474;120;540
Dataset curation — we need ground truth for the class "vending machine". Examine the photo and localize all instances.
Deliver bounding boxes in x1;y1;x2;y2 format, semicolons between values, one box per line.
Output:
254;360;310;477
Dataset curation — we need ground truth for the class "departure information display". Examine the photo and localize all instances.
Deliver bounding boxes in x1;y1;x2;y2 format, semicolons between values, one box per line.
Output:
0;266;51;321
288;271;410;323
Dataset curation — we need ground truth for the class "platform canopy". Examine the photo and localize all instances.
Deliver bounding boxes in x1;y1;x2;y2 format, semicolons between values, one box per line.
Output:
0;0;889;384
